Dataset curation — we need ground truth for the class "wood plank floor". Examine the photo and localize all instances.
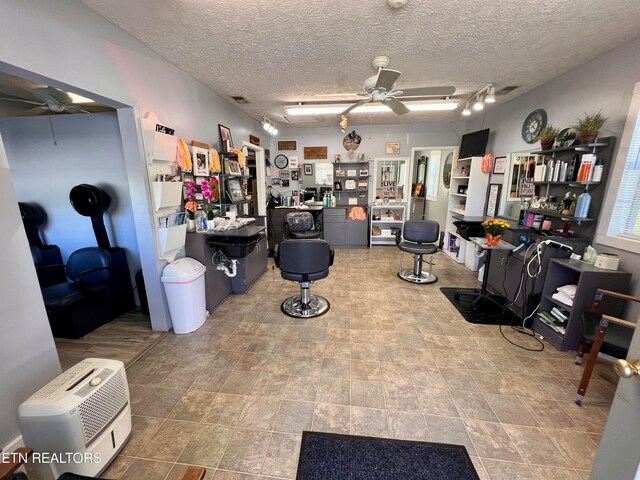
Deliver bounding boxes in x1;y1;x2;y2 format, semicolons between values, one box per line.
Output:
54;311;166;371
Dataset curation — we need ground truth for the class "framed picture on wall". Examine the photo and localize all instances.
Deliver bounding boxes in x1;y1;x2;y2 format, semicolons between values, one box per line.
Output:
334;181;342;191
304;164;313;175
385;142;401;155
282;179;290;187
291;170;300;181
493;156;507;174
485;184;502;217
192;146;210;176
218;124;234;152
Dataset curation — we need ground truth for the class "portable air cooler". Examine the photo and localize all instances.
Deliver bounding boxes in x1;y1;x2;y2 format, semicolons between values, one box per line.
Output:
18;358;131;480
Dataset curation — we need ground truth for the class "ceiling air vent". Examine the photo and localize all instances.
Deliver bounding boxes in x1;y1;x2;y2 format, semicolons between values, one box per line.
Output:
495;86;519;95
232;96;250;104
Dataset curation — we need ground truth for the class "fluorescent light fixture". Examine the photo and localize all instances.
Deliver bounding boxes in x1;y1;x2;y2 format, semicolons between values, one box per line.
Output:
462;102;472;116
67;92;95;104
285;100;458;115
485;86;496;103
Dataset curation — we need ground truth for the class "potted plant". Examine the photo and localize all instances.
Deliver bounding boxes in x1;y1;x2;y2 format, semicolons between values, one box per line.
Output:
481;218;510;247
572;111;608;145
184;180;198;232
200;179;216;229
539;125;560;150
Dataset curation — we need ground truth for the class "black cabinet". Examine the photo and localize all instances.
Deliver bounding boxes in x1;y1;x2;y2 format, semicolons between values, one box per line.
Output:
231;236;268;293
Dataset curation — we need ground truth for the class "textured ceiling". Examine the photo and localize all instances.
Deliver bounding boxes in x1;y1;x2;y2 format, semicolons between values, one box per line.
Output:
80;0;640;127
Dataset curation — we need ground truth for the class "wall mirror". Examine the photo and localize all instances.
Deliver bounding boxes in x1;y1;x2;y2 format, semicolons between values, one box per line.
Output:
374;157;408;202
442;152;453;189
501;151;543;218
300;162;333;199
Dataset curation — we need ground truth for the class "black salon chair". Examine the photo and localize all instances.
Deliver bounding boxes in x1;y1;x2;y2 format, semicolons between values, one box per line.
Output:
396;220;443;284
284;212;321;239
275;239;334;318
41;247;114;338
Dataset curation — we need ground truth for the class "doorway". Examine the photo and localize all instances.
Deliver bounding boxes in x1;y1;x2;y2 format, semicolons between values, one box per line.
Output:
0;68;158;369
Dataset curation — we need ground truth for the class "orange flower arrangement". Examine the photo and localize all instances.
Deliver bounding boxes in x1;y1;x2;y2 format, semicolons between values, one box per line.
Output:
482;218;509;246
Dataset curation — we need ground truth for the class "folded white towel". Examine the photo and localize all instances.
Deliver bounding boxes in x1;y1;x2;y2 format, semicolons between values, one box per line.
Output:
557;284;577;297
552;291;574;306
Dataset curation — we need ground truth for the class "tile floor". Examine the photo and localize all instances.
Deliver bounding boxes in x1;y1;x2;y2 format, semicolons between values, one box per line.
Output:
106;248;617;480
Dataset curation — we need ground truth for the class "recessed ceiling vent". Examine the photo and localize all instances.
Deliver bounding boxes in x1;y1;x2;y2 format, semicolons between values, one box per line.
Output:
495;86;519;95
232;96;250;104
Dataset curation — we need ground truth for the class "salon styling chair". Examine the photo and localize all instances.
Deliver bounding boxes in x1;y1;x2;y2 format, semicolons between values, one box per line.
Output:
396;220;443;284
41;247;114;339
284;212;321;239
275;239;334;318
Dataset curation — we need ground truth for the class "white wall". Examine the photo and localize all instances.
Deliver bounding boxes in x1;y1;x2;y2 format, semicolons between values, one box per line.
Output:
1;113;141;292
0;132;61;448
270;122;465;199
0;0;267;332
465;36;640;296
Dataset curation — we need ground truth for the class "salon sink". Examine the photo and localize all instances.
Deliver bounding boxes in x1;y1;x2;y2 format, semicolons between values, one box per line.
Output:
206;233;265;258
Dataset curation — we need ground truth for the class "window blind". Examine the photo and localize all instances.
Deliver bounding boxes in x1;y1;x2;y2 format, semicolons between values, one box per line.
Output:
609;110;640;240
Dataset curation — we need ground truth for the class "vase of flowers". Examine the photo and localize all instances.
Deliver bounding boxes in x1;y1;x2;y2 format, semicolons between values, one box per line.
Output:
184;180;198;232
482;218;509;247
200;179;216;230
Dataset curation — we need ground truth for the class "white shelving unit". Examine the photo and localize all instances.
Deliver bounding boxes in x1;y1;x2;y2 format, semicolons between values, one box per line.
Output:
443;156;489;265
370;204;406;246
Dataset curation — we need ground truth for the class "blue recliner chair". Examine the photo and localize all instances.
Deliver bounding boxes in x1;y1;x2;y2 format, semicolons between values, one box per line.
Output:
40;247;114;339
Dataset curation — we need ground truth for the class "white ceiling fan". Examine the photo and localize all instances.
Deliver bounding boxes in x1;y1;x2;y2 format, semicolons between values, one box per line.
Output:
0;86;112;115
339;55;456;116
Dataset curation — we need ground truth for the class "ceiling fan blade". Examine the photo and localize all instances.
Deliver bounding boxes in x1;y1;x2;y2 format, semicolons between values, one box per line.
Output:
0;96;47;106
64;105;91;114
384;97;410;116
33;87;73;105
339;98;371;115
22;106;50;116
397;86;456;97
375;69;401;91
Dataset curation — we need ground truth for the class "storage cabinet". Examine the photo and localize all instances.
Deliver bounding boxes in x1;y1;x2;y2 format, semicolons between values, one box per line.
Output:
370;204;405;246
231;236;268;293
323;208;368;247
532;258;631;351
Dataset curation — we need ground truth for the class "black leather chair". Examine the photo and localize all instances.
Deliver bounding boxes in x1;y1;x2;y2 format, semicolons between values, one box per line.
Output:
41;247;114;338
275;239;334;318
396;220;443;284
284;212;321;239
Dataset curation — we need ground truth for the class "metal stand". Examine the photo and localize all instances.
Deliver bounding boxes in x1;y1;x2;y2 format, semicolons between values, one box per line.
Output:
398;252;438;284
281;282;330;318
454;246;505;311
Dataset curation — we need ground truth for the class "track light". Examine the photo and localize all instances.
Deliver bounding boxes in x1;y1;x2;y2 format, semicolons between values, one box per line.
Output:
460;84;495;116
339;115;348;133
485;86;496;103
262;117;278;136
473;95;485;111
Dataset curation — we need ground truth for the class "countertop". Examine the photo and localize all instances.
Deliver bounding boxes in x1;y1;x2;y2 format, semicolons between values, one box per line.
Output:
191;225;266;238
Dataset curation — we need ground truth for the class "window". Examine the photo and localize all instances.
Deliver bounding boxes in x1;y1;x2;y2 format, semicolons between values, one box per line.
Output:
598;81;640;252
426;150;441;201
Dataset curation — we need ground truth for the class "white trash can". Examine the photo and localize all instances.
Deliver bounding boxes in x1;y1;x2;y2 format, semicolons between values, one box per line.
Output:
161;257;207;334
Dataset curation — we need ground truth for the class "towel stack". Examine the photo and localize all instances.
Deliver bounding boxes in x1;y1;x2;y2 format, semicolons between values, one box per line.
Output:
551;284;577;307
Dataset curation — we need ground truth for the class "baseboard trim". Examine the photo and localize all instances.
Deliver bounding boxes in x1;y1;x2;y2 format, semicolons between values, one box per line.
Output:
3;434;24;453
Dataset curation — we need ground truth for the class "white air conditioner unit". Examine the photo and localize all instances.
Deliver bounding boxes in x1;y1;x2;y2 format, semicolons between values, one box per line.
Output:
18;358;131;480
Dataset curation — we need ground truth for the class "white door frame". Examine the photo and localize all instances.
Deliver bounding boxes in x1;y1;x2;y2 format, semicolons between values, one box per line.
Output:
409;146;459;218
242;141;266;217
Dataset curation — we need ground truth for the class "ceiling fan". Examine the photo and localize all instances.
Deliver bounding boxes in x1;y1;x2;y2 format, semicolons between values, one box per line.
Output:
339;55;456;116
0;87;112;115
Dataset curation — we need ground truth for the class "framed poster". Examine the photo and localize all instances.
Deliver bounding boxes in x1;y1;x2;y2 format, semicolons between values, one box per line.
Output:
303;164;313;175
344;179;356;190
291;170;300;181
493;156;507;174
385;142;401;155
192;146;210;176
218;124;233;152
485;184;501;217
289;156;299;169
519;177;535;197
304;146;328;159
383;180;397;198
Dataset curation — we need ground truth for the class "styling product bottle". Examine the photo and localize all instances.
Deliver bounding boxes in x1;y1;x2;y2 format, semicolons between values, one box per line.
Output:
575;191;592;218
330;194;336;208
592;159;604;182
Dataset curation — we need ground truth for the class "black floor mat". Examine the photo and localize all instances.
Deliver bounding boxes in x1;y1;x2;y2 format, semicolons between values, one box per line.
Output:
440;287;522;326
296;431;479;480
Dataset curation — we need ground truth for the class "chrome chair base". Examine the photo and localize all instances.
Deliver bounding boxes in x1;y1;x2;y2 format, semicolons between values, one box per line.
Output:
281;294;330;318
398;269;438;284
